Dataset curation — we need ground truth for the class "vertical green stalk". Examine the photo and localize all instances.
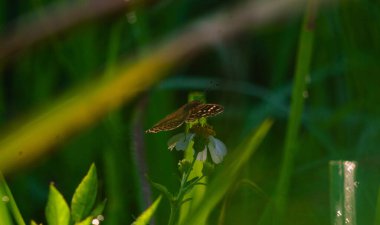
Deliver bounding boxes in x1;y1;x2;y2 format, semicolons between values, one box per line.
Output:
168;204;177;225
103;5;153;224
178;92;207;224
168;158;202;225
0;172;26;225
274;0;317;221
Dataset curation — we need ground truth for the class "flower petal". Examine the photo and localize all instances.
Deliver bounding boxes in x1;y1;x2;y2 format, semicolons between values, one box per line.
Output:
196;148;207;161
212;137;227;156
208;136;227;164
167;133;185;151
167;133;195;151
175;133;195;151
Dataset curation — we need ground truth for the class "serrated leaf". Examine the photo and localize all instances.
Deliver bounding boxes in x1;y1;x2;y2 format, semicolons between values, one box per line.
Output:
74;216;93;225
45;183;70;225
131;196;162;225
71;164;98;222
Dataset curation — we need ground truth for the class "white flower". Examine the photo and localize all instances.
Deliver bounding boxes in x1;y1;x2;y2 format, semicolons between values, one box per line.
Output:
167;133;227;164
196;136;227;164
167;133;195;151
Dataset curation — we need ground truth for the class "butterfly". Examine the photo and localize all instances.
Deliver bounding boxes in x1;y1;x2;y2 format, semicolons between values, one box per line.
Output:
145;100;224;133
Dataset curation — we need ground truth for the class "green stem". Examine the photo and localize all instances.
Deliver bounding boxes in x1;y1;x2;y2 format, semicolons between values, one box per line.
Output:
168;202;178;225
182;158;197;186
168;157;197;225
274;0;317;221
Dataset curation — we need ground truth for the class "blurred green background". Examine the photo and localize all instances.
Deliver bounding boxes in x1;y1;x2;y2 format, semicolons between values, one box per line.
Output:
0;0;380;224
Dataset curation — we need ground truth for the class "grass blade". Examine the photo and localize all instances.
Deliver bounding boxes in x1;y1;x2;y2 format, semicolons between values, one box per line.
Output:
271;0;318;222
131;196;162;225
0;172;26;225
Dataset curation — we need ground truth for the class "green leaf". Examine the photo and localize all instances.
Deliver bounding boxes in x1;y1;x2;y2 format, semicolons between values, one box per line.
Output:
45;184;70;225
30;220;42;225
146;176;174;201
71;164;98;222
90;199;107;217
0;171;26;225
131;196;162;225
0;172;14;225
74;216;93;225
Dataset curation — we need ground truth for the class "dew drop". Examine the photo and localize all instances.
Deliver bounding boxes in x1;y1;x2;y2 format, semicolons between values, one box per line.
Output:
2;195;10;202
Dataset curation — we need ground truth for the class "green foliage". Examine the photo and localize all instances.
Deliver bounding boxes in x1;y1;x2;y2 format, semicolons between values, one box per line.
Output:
131;196;162;225
39;164;102;225
0;196;13;225
73;217;92;225
147;177;174;202
0;0;379;224
45;184;70;225
0;172;26;225
272;0;317;222
71;164;98;222
31;221;40;225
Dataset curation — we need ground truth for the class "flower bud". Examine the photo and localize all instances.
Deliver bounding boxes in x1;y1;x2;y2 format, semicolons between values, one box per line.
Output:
178;159;192;174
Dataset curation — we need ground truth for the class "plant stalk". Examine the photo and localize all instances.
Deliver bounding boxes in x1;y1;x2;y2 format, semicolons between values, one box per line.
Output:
168;157;197;225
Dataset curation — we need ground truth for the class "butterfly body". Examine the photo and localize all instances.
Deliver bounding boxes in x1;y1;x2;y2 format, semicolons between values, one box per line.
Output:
146;100;223;133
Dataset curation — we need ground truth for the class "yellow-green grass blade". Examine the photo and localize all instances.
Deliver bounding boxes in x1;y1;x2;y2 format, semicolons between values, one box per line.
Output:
131;196;162;225
272;0;317;221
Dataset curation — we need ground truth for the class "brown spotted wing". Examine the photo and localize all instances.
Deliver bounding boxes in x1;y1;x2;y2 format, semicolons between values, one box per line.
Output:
145;100;224;133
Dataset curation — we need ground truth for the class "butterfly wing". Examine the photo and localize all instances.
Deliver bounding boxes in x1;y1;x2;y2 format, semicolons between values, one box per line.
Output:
145;119;185;133
145;101;223;133
186;104;224;122
145;106;190;133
